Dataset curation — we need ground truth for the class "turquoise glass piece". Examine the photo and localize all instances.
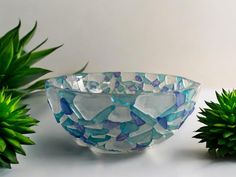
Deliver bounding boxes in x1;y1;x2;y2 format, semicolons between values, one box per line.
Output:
120;121;138;134
87;135;111;143
111;94;136;106
85;128;109;136
128;129;153;144
46;72;200;153
61;117;75;127
54;112;64;123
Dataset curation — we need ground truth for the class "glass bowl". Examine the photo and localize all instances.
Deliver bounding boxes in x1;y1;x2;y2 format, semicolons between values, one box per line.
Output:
45;72;200;153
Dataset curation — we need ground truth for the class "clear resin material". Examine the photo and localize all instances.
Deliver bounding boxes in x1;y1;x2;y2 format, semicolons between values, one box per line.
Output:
45;72;200;153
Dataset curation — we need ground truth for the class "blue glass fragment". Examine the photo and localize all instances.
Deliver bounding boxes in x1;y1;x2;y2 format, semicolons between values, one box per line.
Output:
161;86;169;92
113;72;121;77
80;136;96;145
66;127;83;138
135;75;142;82
75;123;85;133
131;106;156;126
175;92;186;107
156;117;168;129
151;79;160;87
60;98;73;115
130;111;145;126
116;133;129;141
103;120;120;129
115;81;120;88
59;90;75;104
132;144;147;151
104;75;110;82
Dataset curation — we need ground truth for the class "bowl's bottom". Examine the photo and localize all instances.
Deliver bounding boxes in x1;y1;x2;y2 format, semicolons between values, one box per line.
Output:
74;131;173;154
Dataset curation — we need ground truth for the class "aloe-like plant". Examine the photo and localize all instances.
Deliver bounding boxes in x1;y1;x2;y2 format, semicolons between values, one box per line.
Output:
194;89;236;157
0;90;39;168
0;21;87;97
0;21;88;168
0;21;60;97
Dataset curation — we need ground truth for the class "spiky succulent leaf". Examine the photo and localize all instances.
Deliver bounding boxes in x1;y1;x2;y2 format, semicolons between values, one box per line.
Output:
0;21;61;97
0;21;87;97
194;89;236;157
0;90;38;168
74;62;89;74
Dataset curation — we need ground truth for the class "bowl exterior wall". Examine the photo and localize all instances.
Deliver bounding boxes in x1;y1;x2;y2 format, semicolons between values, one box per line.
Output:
46;72;199;153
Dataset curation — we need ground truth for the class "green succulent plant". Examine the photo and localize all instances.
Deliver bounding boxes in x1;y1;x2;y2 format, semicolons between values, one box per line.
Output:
0;90;39;168
0;21;87;98
194;89;236;157
0;21;60;97
0;21;88;169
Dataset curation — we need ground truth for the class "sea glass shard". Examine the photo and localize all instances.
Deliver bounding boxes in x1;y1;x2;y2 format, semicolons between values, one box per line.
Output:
74;94;112;120
108;106;132;122
134;93;176;118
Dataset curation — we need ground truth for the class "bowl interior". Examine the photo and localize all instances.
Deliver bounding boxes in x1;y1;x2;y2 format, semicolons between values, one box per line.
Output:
46;72;200;95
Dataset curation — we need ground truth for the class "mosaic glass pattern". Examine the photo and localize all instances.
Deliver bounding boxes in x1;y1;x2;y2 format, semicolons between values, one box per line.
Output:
45;72;200;153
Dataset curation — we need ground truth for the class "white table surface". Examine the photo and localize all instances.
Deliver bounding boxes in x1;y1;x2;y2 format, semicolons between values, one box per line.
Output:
1;88;235;177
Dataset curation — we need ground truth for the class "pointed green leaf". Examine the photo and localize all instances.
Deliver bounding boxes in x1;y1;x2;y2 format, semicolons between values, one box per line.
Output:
15;132;35;145
11;126;35;134
26;44;62;66
218;138;226;145
2;148;18;164
26;79;47;91
28;38;49;53
0;138;6;152
213;123;227;127
7;96;21;111
11;38;48;72
19;22;37;49
0;122;10;128
0;20;21;47
209;128;223;133
228;114;236;124
10;52;31;71
227;141;234;147
229;135;236;141
223;131;234;138
14;148;26;156
4;138;25;155
0;40;14;74
5;89;28;98
6;68;51;88
0;128;16;138
74;62;88;74
7;116;39;125
0;158;11;168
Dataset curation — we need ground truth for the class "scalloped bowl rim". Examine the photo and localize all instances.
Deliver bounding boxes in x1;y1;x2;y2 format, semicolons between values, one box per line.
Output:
45;72;201;96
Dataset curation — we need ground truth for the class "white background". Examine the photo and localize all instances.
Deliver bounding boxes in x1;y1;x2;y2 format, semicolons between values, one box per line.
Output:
1;1;236;177
1;0;236;88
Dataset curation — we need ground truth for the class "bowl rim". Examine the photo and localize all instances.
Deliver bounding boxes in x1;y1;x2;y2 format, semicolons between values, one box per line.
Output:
45;72;201;96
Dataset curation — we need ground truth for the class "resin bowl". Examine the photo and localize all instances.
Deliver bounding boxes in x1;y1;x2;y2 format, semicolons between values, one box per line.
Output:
45;72;200;153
